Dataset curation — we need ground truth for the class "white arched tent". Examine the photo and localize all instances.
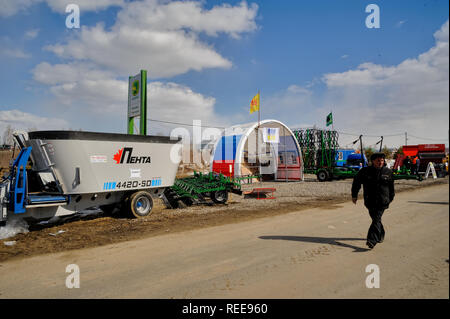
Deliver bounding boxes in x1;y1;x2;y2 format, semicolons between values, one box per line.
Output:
203;119;304;181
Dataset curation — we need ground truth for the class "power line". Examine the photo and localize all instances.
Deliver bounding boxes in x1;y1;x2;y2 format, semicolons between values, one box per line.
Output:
333;131;446;142
293;127;405;138
146;118;447;142
146;118;225;129
407;134;448;142
336;131;404;138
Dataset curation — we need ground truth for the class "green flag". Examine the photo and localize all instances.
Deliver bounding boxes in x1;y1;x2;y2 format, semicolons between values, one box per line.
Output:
326;112;333;126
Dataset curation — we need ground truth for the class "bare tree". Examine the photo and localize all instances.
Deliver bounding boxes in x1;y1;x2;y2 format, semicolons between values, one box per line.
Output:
393;146;404;159
381;145;393;159
364;147;375;161
2;125;14;146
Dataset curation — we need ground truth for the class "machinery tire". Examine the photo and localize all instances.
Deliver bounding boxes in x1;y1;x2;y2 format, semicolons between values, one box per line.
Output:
129;191;153;218
317;170;329;182
161;188;180;209
211;190;228;204
181;197;194;206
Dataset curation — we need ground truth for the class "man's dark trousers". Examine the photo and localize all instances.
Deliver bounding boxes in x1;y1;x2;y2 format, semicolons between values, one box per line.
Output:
367;207;385;245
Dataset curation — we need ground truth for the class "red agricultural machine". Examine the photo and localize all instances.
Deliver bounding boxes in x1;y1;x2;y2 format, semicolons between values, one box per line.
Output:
394;144;447;177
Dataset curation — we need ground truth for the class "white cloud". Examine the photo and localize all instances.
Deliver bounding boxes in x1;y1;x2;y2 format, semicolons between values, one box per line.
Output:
434;19;449;43
325;21;449;88
32;62;222;132
147;82;218;126
32;62;127;111
320;20;449;147
256;20;449;148
0;0;123;17
0;48;30;59
44;0;124;12
44;0;258;78
45;25;232;78
251;85;318;128
396;20;406;28
28;0;258;134
24;29;39;39
116;0;258;39
33;62;115;85
0;109;69;137
286;85;312;95
0;0;35;17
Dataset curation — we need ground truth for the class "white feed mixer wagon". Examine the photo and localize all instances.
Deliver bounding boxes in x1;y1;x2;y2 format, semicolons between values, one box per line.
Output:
0;130;182;225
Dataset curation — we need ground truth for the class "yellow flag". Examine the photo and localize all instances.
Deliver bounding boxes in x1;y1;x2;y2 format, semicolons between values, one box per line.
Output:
250;93;260;114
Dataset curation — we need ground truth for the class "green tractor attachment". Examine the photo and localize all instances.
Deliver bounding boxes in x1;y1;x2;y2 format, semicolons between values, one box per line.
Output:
161;171;243;209
392;166;423;181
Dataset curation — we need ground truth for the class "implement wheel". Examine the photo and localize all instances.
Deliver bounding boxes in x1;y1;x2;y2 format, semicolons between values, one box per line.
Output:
181;197;194;206
129;191;153;218
161;188;180;209
317;170;329;182
211;190;228;204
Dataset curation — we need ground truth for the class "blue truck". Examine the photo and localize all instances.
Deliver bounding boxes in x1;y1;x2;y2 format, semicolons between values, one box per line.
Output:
312;149;367;182
335;149;355;167
344;152;368;169
335;149;368;168
293;129;370;182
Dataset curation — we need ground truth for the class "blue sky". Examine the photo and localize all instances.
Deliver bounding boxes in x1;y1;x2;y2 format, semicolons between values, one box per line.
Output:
0;0;448;149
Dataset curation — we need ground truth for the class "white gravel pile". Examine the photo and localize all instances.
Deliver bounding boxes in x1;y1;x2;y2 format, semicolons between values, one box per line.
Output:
0;217;29;240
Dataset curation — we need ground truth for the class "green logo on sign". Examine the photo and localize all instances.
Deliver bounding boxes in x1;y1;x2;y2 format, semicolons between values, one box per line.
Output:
132;80;139;96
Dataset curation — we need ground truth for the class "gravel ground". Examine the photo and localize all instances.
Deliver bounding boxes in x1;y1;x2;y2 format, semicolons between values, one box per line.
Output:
167;174;449;215
0;174;447;262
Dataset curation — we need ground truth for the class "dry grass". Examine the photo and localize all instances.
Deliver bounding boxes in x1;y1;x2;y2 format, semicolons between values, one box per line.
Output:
0;150;17;177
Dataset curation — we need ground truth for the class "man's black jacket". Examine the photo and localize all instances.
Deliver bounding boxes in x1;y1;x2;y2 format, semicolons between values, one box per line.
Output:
351;166;395;209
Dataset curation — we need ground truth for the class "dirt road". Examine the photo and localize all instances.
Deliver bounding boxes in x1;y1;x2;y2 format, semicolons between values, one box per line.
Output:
0;183;448;298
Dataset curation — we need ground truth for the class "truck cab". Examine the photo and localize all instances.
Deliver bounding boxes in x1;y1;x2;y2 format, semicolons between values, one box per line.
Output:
345;153;368;170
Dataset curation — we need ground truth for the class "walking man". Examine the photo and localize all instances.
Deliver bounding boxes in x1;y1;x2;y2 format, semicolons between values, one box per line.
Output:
415;156;421;175
412;156;417;175
352;152;395;249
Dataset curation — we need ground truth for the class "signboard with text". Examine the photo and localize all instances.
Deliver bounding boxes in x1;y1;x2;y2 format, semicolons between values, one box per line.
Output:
128;73;141;118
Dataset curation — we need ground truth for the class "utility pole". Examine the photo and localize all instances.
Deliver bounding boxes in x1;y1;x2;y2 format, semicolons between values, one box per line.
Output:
405;132;408;146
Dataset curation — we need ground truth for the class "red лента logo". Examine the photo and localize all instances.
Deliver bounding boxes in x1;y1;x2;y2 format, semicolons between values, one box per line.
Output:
113;147;151;164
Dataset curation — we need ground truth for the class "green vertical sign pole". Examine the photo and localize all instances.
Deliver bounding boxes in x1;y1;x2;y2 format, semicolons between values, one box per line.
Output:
127;76;134;134
127;70;147;135
139;70;147;136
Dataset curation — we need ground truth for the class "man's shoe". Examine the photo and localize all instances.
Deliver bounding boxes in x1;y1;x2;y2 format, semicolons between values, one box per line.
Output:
366;241;375;249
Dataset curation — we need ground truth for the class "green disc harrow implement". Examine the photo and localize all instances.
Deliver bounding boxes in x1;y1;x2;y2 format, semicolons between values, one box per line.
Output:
161;172;242;209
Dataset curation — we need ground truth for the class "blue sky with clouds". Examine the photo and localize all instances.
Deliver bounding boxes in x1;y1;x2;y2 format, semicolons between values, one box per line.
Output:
0;0;448;149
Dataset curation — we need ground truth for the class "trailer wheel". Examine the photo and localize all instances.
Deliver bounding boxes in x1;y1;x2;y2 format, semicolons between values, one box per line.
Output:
129;191;153;218
211;190;228;204
317;170;329;182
